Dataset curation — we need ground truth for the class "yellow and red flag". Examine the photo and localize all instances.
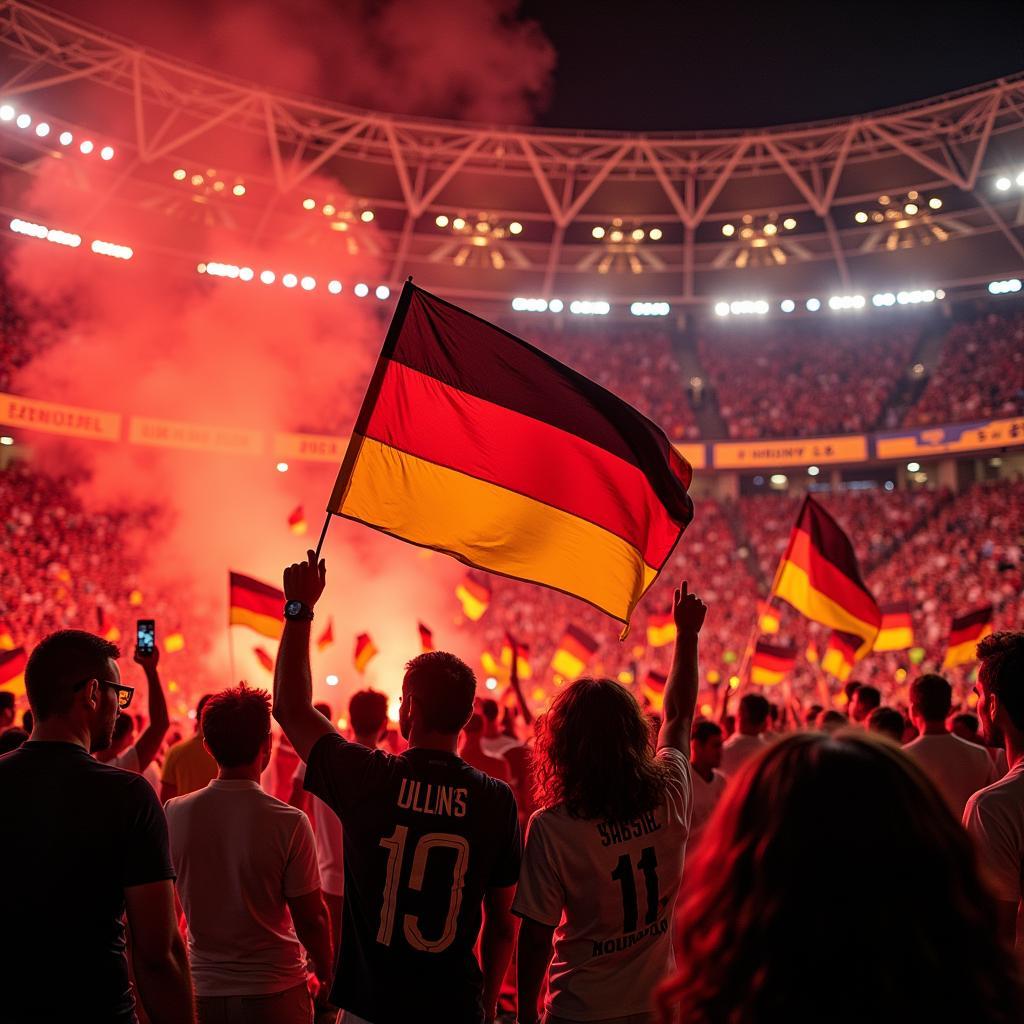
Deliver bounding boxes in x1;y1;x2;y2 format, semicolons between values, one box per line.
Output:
943;607;993;668
805;639;819;664
287;505;308;536
317;618;335;652
253;647;274;672
771;496;880;657
455;571;492;622
551;625;599;680
229;572;284;640
325;283;693;627
354;632;378;673
758;600;781;635
750;641;797;686
0;620;14;650
501;633;532;679
128;589;144;607
164;632;185;653
646;610;676;648
0;646;26;694
641;669;667;711
418;622;434;652
874;601;914;652
821;631;859;683
96;607;120;643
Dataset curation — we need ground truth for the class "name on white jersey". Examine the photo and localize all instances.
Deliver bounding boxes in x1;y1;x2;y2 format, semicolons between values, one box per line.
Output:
397;778;468;817
597;812;660;846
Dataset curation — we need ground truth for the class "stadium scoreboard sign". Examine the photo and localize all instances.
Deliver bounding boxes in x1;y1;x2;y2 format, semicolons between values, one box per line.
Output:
0;394;120;441
712;435;868;469
874;417;1024;460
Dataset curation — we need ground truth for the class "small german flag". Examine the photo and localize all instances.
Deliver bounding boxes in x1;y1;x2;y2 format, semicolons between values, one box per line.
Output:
324;283;693;628
0;646;27;694
96;607;120;643
821;631;859;683
551;625;599;680
758;600;781;635
646;610;676;648
317;618;334;652
418;622;434;652
772;496;880;658
641;669;667;711
354;632;378;673
874;601;914;652
805;639;819;664
288;505;308;536
943;607;993;668
253;647;274;672
501;633;532;679
229;572;284;640
164;632;185;653
0;620;15;650
128;589;144;607
750;641;797;686
455;571;492;622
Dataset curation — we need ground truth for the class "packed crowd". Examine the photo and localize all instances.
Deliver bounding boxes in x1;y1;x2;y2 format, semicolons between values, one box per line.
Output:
3;552;1024;1024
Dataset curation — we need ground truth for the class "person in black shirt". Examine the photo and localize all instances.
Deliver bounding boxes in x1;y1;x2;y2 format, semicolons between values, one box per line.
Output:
0;629;194;1024
273;552;522;1024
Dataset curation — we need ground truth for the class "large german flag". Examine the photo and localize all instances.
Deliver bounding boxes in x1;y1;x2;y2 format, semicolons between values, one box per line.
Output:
0;646;27;694
229;572;284;640
771;496;880;657
750;641;797;686
821;631;859;683
874;601;914;652
551;625;599;680
326;283;693;627
943;607;993;668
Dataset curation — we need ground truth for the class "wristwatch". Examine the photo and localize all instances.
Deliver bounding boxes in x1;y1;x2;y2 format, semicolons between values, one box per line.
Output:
283;600;314;622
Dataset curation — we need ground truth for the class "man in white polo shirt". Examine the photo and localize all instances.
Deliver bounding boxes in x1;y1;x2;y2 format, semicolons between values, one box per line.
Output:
166;684;333;1023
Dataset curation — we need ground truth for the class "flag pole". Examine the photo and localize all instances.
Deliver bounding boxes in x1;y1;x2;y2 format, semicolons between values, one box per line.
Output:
227;576;238;685
314;277;416;563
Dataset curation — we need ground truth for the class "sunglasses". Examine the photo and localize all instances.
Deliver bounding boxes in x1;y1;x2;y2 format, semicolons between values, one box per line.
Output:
72;676;135;710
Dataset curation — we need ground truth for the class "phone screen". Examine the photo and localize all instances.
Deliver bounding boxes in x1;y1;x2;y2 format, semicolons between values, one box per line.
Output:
136;619;156;655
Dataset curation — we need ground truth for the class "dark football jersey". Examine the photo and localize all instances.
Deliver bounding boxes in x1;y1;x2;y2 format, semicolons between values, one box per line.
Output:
304;734;521;1023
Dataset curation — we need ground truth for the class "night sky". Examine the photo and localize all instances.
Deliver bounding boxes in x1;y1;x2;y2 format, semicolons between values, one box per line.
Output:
526;0;1024;130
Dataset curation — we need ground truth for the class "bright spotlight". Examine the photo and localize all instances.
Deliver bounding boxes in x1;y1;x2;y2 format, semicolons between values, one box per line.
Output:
276;462;289;473
232;183;245;196
282;273;298;288
375;285;390;300
631;228;645;241
100;145;114;161
172;167;186;180
649;227;663;240
548;298;564;313
806;298;821;311
807;466;820;477
996;177;1012;191
1017;171;1024;188
435;215;449;227
328;280;342;294
259;270;275;285
34;122;49;137
714;301;730;317
906;462;920;473
721;223;735;237
780;299;796;313
0;436;13;446
770;474;787;486
302;198;315;210
300;276;316;291
509;221;523;235
15;113;31;128
354;283;369;297
591;226;605;239
0;104;13;121
762;222;777;236
326;674;339;687
90;240;133;260
854;211;868;223
452;217;466;230
238;266;254;281
928;197;942;209
360;209;374;222
904;203;918;215
485;677;498;691
782;217;797;230
79;140;94;154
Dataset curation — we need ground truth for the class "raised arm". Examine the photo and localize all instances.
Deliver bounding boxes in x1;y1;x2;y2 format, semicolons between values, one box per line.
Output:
657;581;707;753
273;550;335;762
131;645;169;772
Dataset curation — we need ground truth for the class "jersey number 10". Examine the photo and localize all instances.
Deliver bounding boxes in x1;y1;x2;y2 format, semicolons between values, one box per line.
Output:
377;824;469;953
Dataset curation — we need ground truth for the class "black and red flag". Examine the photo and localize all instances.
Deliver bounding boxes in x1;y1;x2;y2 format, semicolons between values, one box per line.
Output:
324;283;694;628
418;622;434;652
943;607;993;668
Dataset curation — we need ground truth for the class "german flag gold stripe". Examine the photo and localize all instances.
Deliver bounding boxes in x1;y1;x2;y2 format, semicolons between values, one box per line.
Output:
229;607;283;640
340;437;658;623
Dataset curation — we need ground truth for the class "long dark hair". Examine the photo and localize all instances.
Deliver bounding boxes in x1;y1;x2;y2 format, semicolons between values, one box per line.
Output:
658;732;1023;1024
532;677;670;821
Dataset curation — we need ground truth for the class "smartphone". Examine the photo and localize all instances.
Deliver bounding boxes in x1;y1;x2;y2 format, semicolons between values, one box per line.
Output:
136;619;156;656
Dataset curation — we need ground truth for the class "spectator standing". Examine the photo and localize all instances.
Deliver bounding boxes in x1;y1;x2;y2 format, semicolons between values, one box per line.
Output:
160;693;217;803
273;552;522;1024
689;720;727;839
0;629;193;1023
515;583;705;1024
849;684;881;725
166;684;332;1024
867;707;906;744
720;694;770;776
965;632;1024;950
461;712;512;782
905;673;996;818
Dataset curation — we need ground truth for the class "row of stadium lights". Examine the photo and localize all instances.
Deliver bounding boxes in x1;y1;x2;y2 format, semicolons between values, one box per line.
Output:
0;103;114;160
9;218;132;259
196;261;391;299
994;172;1024;192
714;289;946;317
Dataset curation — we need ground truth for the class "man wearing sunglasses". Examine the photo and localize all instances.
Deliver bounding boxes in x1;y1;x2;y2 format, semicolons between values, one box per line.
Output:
0;629;195;1024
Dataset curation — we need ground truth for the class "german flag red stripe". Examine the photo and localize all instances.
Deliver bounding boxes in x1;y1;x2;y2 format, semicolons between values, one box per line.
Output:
365;361;681;566
0;645;27;690
948;606;993;648
327;284;693;626
229;572;284;640
880;601;913;626
752;642;798;674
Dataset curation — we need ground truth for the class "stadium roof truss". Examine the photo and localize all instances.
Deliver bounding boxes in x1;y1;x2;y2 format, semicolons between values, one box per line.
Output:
1;0;1023;305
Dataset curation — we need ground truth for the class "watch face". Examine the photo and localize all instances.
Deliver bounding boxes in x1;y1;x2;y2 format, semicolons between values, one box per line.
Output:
285;600;304;617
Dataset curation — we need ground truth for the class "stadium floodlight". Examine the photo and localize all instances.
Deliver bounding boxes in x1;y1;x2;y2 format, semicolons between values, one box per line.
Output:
782;218;797;231
828;294;866;311
770;474;787;486
895;289;937;304
259;270;275;285
90;240;133;261
508;221;523;235
232;183;245;196
929;197;942;209
548;298;564;313
15;113;31;129
0;436;13;446
360;210;374;222
569;300;610;316
0;104;13;121
780;299;796;313
10;218;47;239
807;466;820;477
989;278;1022;294
375;285;390;300
485;677;498;691
435;214;449;227
872;292;896;307
512;297;548;312
806;298;821;311
99;145;114;161
907;462;920;473
996;177;1012;191
649;228;663;240
282;273;298;288
238;266;254;281
79;140;93;154
714;301;730;317
327;280;342;294
326;675;339;687
300;275;316;291
630;302;670;317
591;226;605;239
276;462;289;473
302;198;316;210
725;300;769;316
59;131;73;146
354;283;369;297
34;122;49;137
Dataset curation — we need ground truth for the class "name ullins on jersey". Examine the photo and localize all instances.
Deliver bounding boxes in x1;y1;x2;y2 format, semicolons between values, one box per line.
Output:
597;811;660;847
397;778;469;817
